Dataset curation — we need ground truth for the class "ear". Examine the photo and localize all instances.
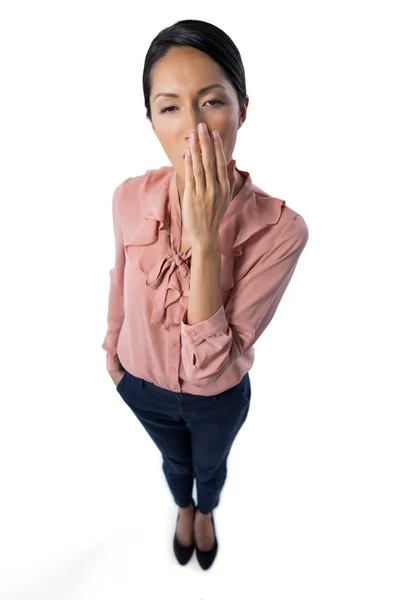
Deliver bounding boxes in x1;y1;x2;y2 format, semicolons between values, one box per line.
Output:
238;95;249;129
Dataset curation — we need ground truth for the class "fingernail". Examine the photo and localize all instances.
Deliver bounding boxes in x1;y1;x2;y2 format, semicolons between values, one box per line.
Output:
190;132;197;144
198;123;207;134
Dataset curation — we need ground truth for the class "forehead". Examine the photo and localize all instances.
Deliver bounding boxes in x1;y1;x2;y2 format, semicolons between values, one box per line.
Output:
151;46;229;93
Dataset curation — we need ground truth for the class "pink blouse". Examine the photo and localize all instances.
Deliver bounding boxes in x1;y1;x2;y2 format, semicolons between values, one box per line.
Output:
101;163;309;396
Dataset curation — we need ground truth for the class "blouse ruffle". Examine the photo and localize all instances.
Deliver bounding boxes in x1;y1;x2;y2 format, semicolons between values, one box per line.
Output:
121;164;286;331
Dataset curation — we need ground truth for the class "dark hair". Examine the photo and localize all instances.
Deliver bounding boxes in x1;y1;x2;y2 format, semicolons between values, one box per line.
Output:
142;19;247;123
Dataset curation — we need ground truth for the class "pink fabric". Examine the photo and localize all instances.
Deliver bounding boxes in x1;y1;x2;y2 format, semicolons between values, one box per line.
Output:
102;163;309;396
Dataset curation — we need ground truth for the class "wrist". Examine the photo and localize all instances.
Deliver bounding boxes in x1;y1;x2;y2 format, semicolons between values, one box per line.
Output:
192;234;221;254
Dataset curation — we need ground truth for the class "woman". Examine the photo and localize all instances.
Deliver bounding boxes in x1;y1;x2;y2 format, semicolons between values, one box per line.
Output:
102;19;309;570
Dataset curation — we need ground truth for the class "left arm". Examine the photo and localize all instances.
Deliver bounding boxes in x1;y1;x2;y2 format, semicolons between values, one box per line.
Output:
180;214;309;385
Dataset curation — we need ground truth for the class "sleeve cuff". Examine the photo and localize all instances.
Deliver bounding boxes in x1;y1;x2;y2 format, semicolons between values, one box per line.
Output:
180;304;229;343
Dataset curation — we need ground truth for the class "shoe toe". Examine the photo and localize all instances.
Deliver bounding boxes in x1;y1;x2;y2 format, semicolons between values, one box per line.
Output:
173;531;195;565
195;512;218;570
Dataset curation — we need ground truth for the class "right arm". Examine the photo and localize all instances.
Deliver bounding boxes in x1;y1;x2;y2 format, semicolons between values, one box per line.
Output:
101;182;126;373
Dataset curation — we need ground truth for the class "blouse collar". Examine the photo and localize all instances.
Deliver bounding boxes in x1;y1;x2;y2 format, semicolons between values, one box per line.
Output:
135;163;285;257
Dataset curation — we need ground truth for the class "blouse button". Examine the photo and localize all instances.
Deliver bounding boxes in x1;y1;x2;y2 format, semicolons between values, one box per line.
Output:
191;331;198;337
171;367;176;372
171;343;177;347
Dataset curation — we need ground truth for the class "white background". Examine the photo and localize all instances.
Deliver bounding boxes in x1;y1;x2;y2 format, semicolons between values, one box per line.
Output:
1;1;399;598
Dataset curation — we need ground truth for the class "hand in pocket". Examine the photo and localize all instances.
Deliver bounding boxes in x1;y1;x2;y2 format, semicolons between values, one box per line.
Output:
108;368;126;387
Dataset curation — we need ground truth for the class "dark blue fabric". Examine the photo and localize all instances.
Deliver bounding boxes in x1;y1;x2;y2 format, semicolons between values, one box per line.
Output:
116;369;251;514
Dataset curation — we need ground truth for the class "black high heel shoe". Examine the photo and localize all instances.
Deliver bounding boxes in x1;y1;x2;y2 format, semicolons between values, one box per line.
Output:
173;498;196;565
194;508;218;570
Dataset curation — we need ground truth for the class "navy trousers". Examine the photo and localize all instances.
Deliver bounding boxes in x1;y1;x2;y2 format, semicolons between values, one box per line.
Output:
116;369;251;514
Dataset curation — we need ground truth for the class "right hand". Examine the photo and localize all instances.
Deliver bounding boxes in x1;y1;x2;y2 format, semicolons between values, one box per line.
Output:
108;367;126;387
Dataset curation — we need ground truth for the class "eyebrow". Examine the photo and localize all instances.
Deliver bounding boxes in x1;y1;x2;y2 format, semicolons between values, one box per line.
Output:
152;83;226;103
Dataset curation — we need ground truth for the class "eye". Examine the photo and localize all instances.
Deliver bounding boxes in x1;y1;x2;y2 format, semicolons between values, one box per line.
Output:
160;99;225;114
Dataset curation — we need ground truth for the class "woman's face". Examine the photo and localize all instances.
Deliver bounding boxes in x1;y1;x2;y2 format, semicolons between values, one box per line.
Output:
149;45;248;195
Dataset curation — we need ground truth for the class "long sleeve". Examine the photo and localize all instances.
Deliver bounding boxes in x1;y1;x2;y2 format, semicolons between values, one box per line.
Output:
180;214;309;385
101;182;126;371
